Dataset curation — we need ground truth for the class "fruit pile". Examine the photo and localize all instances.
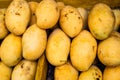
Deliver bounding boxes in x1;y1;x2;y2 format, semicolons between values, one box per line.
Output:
0;0;120;80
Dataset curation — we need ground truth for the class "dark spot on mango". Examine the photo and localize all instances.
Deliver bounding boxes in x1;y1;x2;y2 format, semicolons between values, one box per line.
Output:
65;13;68;17
4;13;5;16
21;63;24;68
99;18;102;22
15;12;20;16
33;13;35;15
56;7;58;12
96;78;99;80
27;66;30;71
95;72;98;76
20;6;22;8
78;17;81;19
70;11;74;13
98;75;101;78
60;60;66;62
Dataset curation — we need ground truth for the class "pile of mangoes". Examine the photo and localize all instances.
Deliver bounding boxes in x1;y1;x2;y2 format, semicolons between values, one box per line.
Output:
0;0;120;80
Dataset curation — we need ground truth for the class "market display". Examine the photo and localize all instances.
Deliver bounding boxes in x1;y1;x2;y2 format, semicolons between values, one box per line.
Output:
0;0;120;80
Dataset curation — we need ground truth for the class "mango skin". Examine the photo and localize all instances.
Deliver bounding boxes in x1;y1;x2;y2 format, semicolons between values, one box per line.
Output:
11;59;37;80
5;0;30;35
0;33;22;67
54;62;79;80
46;28;70;66
103;65;120;80
70;30;97;71
59;6;83;38
88;3;115;40
78;65;102;80
0;61;12;80
98;31;120;66
22;24;47;60
36;0;59;29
